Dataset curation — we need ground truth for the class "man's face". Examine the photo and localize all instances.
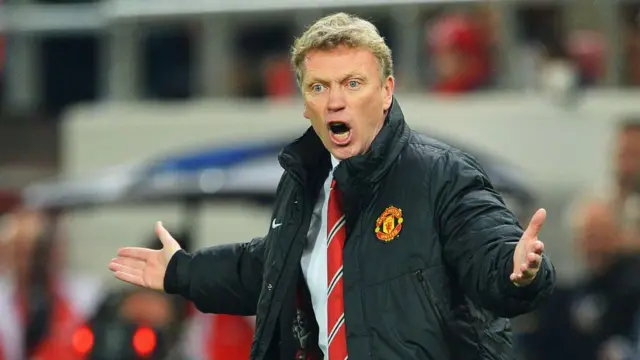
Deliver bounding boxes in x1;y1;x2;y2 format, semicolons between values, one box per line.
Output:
301;45;394;160
575;202;622;271
615;127;640;190
0;210;45;276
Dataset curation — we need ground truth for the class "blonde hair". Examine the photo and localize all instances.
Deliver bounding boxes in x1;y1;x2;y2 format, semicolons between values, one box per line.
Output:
290;12;394;87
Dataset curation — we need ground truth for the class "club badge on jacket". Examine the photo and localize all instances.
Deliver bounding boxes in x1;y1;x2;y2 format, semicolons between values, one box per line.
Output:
375;206;403;242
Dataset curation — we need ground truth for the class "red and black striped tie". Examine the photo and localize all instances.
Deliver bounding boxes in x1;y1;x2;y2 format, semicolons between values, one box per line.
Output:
326;179;348;360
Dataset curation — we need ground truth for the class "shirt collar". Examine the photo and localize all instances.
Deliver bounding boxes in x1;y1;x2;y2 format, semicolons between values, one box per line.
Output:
331;155;341;170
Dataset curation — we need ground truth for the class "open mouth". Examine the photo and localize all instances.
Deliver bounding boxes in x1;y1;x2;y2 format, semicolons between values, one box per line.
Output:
328;122;352;145
329;122;350;135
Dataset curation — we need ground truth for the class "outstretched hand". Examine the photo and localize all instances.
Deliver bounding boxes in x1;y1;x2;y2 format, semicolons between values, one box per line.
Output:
510;208;546;287
108;221;182;291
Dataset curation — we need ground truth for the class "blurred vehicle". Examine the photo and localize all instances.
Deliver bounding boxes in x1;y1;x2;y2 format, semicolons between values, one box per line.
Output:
124;133;536;224
23;133;535;217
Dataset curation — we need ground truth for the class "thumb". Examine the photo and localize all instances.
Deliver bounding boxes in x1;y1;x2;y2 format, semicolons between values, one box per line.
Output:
523;208;547;239
155;221;179;249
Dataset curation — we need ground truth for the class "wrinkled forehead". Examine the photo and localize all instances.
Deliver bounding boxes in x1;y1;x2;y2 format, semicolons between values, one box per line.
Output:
301;46;381;81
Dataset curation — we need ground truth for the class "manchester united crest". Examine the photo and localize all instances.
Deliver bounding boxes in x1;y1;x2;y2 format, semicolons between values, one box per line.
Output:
375;206;403;242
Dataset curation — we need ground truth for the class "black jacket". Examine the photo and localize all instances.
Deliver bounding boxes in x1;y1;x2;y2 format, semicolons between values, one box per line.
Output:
164;98;556;359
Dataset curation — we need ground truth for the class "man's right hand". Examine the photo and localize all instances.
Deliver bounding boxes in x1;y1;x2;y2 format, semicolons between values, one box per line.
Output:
108;221;182;291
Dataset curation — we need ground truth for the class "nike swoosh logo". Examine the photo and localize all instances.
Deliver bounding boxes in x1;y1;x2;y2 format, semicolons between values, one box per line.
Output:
272;219;282;229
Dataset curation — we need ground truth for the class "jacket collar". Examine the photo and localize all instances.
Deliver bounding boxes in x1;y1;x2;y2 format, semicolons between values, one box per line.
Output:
278;96;410;189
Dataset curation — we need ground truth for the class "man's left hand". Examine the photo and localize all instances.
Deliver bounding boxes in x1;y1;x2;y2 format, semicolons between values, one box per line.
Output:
510;208;547;287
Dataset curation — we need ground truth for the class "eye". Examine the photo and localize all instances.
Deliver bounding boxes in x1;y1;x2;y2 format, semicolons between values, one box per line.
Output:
310;83;325;93
347;80;361;89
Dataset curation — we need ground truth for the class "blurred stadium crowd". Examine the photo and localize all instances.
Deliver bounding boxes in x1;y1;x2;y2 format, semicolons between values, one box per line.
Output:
0;0;640;359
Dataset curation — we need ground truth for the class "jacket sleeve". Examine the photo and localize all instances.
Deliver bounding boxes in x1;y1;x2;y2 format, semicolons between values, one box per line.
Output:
162;236;266;316
432;150;556;318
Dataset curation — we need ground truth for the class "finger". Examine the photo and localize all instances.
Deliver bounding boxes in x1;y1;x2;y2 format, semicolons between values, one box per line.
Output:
520;262;528;273
532;240;545;254
510;272;522;282
117;247;153;261
527;253;542;269
113;270;145;288
109;262;144;279
519;253;542;273
517;257;541;279
155;221;176;248
523;208;547;240
518;256;539;272
110;257;146;271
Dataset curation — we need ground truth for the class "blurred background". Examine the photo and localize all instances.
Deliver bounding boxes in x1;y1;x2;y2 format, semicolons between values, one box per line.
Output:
0;0;640;359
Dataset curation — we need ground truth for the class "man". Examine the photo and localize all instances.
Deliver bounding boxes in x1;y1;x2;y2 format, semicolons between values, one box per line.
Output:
109;12;556;359
428;13;493;94
611;120;640;241
0;209;103;360
520;200;640;360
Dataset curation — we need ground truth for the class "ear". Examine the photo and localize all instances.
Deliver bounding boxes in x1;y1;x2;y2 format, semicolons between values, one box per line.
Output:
303;104;310;119
382;76;395;111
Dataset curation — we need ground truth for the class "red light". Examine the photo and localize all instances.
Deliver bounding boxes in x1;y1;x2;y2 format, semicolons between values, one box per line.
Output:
133;327;156;356
72;325;94;355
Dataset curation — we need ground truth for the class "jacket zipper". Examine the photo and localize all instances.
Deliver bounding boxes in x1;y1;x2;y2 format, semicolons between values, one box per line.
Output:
415;270;428;296
256;186;307;360
355;219;378;360
415;270;444;320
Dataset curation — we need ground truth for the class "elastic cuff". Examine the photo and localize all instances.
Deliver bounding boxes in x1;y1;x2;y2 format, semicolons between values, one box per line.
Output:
163;249;192;295
502;256;546;298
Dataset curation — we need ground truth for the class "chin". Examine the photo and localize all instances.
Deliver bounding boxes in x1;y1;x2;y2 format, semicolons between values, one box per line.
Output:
330;145;360;161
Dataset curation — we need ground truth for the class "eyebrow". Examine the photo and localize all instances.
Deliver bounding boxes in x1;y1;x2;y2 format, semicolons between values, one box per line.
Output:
305;72;364;86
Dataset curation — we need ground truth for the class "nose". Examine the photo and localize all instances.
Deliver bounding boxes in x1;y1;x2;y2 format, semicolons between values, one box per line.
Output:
327;86;346;113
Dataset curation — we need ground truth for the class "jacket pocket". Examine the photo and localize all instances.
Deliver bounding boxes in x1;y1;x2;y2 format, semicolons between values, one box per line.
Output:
414;270;446;327
363;270;449;359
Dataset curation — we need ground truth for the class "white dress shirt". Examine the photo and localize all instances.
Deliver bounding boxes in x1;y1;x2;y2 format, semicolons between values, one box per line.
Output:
300;156;341;358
